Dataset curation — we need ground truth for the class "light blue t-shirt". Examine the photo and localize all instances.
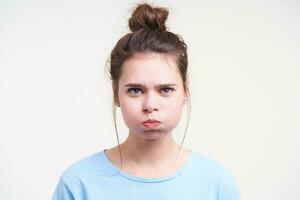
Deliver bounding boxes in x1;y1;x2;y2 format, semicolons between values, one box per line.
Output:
52;149;242;200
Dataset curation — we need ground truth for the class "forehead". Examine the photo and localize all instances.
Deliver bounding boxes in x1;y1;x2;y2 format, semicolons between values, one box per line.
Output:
119;53;182;85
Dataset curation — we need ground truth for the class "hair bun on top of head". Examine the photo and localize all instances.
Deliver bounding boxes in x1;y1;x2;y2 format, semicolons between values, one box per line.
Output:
128;3;169;32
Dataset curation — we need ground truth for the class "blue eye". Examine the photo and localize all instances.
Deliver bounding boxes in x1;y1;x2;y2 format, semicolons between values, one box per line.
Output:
161;87;174;95
127;88;142;95
127;87;174;96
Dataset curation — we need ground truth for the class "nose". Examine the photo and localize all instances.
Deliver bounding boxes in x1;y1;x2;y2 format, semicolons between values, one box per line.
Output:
142;92;159;113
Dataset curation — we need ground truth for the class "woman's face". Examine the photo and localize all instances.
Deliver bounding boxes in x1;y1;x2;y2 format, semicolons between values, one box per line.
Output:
117;53;187;141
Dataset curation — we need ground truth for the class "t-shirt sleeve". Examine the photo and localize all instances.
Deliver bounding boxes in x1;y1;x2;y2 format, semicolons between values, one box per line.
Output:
217;170;242;200
52;176;75;200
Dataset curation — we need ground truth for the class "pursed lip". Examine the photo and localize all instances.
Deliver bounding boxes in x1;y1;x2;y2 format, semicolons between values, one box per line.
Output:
142;119;161;128
142;119;161;124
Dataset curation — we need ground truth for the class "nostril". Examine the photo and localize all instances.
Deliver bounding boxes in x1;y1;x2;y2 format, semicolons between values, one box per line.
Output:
143;108;159;114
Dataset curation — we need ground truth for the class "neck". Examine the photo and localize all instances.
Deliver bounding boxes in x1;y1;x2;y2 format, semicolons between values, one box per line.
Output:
120;131;180;167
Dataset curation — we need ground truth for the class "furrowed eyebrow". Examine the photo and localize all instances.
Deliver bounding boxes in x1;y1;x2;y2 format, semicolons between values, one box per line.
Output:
124;83;177;87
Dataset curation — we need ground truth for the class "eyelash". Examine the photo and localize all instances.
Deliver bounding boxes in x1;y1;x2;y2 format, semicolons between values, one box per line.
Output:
127;87;175;95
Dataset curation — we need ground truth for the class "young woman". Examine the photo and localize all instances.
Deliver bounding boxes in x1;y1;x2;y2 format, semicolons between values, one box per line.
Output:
52;3;241;200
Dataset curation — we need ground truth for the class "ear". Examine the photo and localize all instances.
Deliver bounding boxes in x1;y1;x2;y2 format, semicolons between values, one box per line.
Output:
183;80;189;104
112;82;120;106
184;79;190;101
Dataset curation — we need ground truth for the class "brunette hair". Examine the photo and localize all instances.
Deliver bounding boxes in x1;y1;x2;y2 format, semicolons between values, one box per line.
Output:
106;3;191;169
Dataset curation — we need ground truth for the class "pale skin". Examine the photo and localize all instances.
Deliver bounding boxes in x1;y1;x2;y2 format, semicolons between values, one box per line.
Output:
105;52;191;178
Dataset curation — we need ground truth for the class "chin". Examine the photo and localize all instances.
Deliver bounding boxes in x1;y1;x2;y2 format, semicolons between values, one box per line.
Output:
142;135;164;141
140;129;167;140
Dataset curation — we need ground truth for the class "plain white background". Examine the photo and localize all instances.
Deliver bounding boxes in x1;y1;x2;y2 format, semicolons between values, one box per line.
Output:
0;0;299;199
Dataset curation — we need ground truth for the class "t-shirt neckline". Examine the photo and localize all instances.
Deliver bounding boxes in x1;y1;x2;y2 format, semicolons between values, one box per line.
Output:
100;149;194;183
